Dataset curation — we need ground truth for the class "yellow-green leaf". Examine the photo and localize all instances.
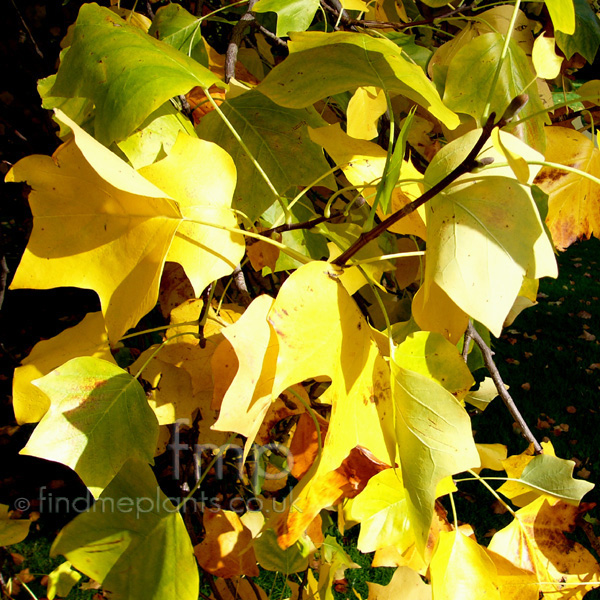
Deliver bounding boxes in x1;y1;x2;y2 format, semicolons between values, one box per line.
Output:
546;0;576;35
532;36;563;80
47;561;82;600
51;459;199;600
12;312;114;425
258;31;459;130
0;505;31;546
391;358;480;552
422;128;557;336
22;357;159;498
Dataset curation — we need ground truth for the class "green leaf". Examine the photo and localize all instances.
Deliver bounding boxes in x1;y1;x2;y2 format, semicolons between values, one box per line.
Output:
0;505;31;546
148;4;208;66
117;102;198;169
500;453;594;506
50;4;221;145
22;357;159;498
253;0;320;37
383;32;433;72
443;33;547;151
422;129;557;336
197;90;335;220
47;561;82;600
258;31;460;130
51;459;198;600
391;359;480;553
556;0;600;63
253;528;310;574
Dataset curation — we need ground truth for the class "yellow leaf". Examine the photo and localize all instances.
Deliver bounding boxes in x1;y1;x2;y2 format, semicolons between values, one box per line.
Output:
138;132;245;296
395;331;474;400
488;497;600;598
0;505;31;546
309;124;426;238
368;566;431;600
474;444;508;473
491;126;530;184
430;530;501;600
532;36;563;80
534;126;600;250
12;312;114;424
340;0;369;10
211;295;279;459
411;282;469;345
194;509;259;578
347;87;388;140
6;112;244;342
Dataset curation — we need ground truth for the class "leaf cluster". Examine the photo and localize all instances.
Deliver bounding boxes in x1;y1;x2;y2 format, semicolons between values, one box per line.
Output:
3;1;600;599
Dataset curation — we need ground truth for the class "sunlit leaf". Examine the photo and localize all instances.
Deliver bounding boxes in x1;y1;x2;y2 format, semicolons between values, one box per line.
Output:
546;0;576;35
421;128;557;336
7;112;243;342
51;459;199;600
258;31;460;129
367;565;432;600
12;312;114;425
430;530;501;600
534;126;600;250
49;4;220;145
391;358;480;551
23;357;158;498
347;86;388;140
488;496;600;598
47;561;81;600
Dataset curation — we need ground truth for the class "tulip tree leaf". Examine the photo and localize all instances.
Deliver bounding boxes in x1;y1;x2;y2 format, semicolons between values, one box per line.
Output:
556;0;600;63
421;129;557;336
148;4;208;66
391;358;480;552
258;31;460;130
7;111;244;342
253;0;320;37
51;459;198;600
198;90;336;220
50;3;221;145
443;33;547;151
22;357;159;498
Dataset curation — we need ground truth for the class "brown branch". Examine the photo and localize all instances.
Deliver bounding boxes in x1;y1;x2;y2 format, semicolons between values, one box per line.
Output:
332;95;529;268
225;0;259;83
328;0;476;32
0;256;8;312
462;326;472;363
260;210;344;238
197;282;213;348
467;322;543;455
551;105;600;124
297;568;309;600
232;266;252;307
245;578;264;600
332;113;498;267
253;21;288;47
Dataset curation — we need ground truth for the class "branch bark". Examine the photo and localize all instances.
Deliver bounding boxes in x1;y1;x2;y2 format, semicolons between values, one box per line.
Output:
225;0;259;83
467;322;542;454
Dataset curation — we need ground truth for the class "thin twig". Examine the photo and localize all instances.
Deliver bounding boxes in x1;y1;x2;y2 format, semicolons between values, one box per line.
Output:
462;325;472;362
197;282;213;348
225;0;259;83
200;568;225;600
260;211;343;238
0;256;8;312
253;22;288;47
245;578;264;600
551;105;600;124
224;579;240;599
328;0;476;31
9;0;44;59
467;322;542;454
297;568;309;600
